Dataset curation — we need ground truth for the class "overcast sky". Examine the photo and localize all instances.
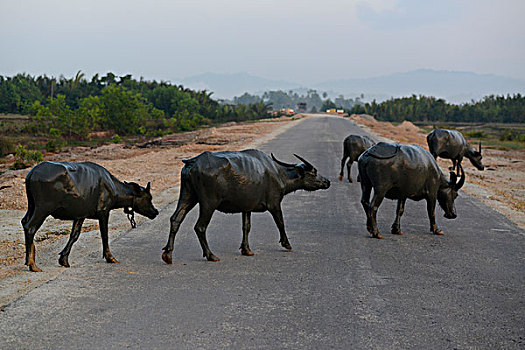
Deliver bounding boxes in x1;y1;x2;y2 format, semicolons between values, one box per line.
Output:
1;0;524;85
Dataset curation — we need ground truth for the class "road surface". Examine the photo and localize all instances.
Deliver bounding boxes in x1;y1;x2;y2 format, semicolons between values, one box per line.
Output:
1;116;523;349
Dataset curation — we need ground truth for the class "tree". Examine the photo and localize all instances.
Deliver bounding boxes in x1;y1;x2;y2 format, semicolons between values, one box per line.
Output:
321;99;336;111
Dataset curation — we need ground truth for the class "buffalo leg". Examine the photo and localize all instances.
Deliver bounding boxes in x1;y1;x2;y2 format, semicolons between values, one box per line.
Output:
240;212;254;256
22;211;47;272
360;183;373;233
346;161;354;183
450;159;457;172
269;207;292;251
426;198;444;235
162;195;197;264
99;214;119;263
456;158;463;177
391;199;406;235
194;205;219;262
369;191;385;239
58;219;84;267
339;155;348;181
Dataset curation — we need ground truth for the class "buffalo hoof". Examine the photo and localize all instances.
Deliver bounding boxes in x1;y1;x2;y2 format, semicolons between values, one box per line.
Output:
371;231;383;239
433;229;444;236
29;264;42;272
241;249;255;256
281;242;292;251
338;175;343;181
162;251;173;265
391;229;403;235
207;254;220;262
348;178;354;183
105;256;119;264
58;255;70;268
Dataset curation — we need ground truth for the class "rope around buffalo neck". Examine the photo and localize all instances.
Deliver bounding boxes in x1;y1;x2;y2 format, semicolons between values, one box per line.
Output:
123;197;137;229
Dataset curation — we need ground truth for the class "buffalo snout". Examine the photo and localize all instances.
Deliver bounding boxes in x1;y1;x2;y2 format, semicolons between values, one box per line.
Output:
137;205;159;220
149;208;160;219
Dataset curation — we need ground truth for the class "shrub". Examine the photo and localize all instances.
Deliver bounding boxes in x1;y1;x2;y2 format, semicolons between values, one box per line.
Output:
465;130;486;138
111;134;122;144
499;129;524;142
10;144;43;170
0;138;15;157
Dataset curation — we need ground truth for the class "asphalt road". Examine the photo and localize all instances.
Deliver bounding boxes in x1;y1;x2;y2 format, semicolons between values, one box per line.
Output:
1;116;524;349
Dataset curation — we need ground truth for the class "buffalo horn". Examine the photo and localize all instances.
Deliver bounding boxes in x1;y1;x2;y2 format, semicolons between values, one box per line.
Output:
271;153;295;168
455;164;465;190
146;182;151;192
293;154;313;170
479;141;482;153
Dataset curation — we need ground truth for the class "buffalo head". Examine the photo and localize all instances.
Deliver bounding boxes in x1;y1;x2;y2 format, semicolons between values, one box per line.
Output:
437;165;465;219
126;181;159;219
469;141;484;170
271;154;331;191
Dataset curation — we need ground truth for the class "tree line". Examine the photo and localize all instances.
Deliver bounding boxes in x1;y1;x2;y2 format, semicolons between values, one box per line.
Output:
349;94;524;123
232;90;359;112
0;72;273;140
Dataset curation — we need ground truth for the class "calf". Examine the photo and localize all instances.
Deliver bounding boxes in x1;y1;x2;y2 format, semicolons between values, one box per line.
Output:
22;161;158;271
162;149;330;264
339;134;375;182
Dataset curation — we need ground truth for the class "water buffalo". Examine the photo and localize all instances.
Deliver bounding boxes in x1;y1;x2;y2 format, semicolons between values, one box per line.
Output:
358;142;464;239
162;149;330;264
339;134;375;183
427;128;484;173
22;161;159;272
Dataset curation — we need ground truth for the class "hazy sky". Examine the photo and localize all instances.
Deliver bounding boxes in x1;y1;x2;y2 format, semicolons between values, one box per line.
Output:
1;0;524;84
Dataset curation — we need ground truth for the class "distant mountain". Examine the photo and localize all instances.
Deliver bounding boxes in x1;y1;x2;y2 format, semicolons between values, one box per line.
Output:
181;72;299;99
314;69;525;103
181;70;525;104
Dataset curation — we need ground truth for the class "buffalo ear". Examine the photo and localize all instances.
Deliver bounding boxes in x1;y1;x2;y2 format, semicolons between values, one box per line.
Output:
128;182;142;195
295;164;305;177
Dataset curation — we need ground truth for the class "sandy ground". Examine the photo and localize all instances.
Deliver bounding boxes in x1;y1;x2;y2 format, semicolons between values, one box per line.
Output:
0;115;308;294
349;114;525;230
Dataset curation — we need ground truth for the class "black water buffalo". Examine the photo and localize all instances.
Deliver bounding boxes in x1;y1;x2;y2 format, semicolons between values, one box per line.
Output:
427;128;484;173
339;134;375;183
162;149;330;264
22;161;159;272
358;142;464;239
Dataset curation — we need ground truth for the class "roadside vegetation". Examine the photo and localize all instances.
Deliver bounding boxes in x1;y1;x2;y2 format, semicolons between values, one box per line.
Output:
1;72;524;165
350;94;524;123
0;72;275;163
347;94;525;150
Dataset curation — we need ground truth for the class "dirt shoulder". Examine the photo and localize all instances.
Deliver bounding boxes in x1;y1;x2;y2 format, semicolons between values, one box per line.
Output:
0;114;309;306
349;114;525;230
